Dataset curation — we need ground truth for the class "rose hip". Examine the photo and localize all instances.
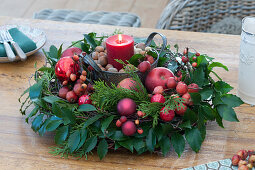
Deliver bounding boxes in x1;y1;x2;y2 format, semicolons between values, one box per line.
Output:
182;93;191;104
138;61;151;73
196;52;200;56
66;91;78;103
175;103;187;116
58;86;69;99
153;86;164;94
145;55;154;64
137;111;145;117
70;73;76;81
116;120;122;127
82;70;87;76
137;128;143;134
192;62;197;67
120;116;127;123
73;55;79;61
182;56;189;63
80;75;86;82
135;119;139;125
151;94;165;103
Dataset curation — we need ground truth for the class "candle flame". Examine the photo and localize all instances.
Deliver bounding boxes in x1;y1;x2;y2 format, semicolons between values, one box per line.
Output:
118;34;122;44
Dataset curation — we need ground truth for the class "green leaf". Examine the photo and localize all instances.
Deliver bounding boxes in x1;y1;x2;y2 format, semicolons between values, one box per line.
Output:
29;82;42;101
212;91;224;106
199;87;213;100
57;44;63;59
76;128;87;150
68;130;80;153
158;57;169;67
118;139;134;152
183;108;198;124
55;126;69;145
185;128;203;153
197;55;208;66
147;50;157;58
38;118;51;136
217;104;239;122
133;37;147;43
84;34;97;49
171;133;185;157
221;94;244;108
52;103;63;118
97;139;108;160
83;114;103;129
25;106;39;123
191;67;205;87
78;104;97;112
31;114;44;132
46;119;63;131
83;136;97;153
214;81;233;94
154;125;164;141
110;131;128;141
128;54;145;67
101;115;115;133
179;120;191;129
159;136;171;156
210;70;222;81
146;128;156;152
62;107;76;125
49;45;58;59
133;139;145;152
200;105;215;120
190;93;201;105
38;67;54;72
166;60;178;72
213;110;224;128
43;96;63;104
208;62;228;71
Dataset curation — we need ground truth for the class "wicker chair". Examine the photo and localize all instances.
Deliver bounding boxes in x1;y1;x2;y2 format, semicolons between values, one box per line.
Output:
156;0;255;34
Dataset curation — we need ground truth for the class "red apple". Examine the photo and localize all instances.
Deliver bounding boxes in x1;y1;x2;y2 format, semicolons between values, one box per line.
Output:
160;107;175;122
117;78;140;91
176;82;188;95
66;91;78;103
117;98;136;116
175;103;187;116
122;121;136;136
167;77;177;89
188;83;199;93
153;86;164;94
145;67;174;92
61;47;82;58
145;55;154;64
151;94;165;103
58;86;69;99
182;93;191;104
78;95;92;105
138;61;151;73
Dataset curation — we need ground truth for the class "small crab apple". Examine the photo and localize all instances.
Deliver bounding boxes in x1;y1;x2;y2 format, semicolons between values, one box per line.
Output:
153;86;164;94
183;48;188;55
116;120;122;127
238;165;249;170
145;55;154;64
192;56;197;61
73;55;79;61
122;121;136;136
232;154;241;166
238;160;248;167
160;107;175;122
137;128;143;134
192;62;197;67
138;61;151;73
137;111;145;117
151;94;165;103
73;83;84;96
120;116;127;123
182;56;189;63
135;119;139;125
82;70;87;76
62;80;68;86
248;155;255;165
78;95;92;105
195;52;200;56
176;82;188;95
188;83;199;93
167;77;177;89
66;91;78;103
237;150;248;160
70;73;77;81
58;86;69;99
182;93;191;104
175;103;187;116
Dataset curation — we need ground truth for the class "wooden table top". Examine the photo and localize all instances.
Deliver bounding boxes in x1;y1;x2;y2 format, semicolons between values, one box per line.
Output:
0;16;254;170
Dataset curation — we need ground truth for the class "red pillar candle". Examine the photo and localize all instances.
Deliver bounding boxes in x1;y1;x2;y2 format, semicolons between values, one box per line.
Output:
106;34;134;70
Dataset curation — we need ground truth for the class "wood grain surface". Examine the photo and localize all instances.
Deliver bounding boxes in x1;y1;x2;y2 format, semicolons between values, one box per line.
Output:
0;16;254;170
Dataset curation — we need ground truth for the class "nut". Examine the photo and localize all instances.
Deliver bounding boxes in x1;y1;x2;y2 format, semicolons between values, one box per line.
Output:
107;67;118;72
139;50;146;55
134;48;142;54
95;46;104;52
98;52;106;58
98;56;108;67
119;69;125;73
145;46;152;52
105;64;113;70
135;43;146;50
92;51;99;60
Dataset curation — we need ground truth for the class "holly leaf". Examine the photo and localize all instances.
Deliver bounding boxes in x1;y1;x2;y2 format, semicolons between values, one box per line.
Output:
208;62;228;71
55;125;69;145
97;139;108;160
199;87;213;100
213;110;224;128
197;55;208;66
221;94;244;108
212;91;224;106
68;130;80;153
159;136;171;157
78;104;97;112
217;104;239;122
128;54;145;67
84;34;97;50
200;105;215;120
190;93;201;105
191;67;205;87
214;81;233;94
179;120;191;129
133;138;145;153
101;115;115;133
118;139;134;152
83;136;97;153
146;128;156;152
185;128;203;153
171;132;185;157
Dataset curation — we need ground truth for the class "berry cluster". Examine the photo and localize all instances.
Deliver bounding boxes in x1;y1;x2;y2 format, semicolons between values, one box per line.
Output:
232;150;255;170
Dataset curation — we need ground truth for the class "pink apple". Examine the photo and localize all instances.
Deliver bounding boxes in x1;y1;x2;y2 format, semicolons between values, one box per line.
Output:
145;67;174;92
117;78;140;91
61;47;82;58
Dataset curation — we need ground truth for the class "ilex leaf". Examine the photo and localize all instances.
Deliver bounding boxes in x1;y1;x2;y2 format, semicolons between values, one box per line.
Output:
217;104;239;122
221;94;244;108
101;115;115;133
118;139;134;153
55;126;69;145
214;81;233;94
68;130;80;153
200;105;215;120
146;128;156;152
133;138;145;153
199;87;213;100
171;133;185;157
78;104;97;112
208;62;228;71
159;136;171;157
128;54;145;67
83;136;97;153
97;139;108;160
84;34;97;50
43;96;63;104
185;128;203;153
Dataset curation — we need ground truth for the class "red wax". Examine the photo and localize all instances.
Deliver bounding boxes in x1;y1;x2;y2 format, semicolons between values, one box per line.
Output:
106;34;134;70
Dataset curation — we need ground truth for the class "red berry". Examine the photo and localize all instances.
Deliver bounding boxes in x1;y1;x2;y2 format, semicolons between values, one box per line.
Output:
80;75;86;82
182;56;189;63
160;107;175;122
182;93;191;104
78;95;92;105
153;86;164;94
137;128;143;134
183;48;188;55
116;120;122;127
176;82;188;95
166;77;177;89
82;70;87;76
192;62;197;67
62;80;68;86
120;116;127;123
188;83;199;93
150;94;165;103
138;61;151;73
237;150;248;160
122;121;136;136
135;119;139;125
70;73;77;81
145;55;154;64
87;83;94;92
73;83;84;96
81;83;87;90
175;103;187;116
192;56;197;61
66;70;72;78
58;86;69;99
137;111;145;117
73;55;79;61
232;154;241;166
66;91;78;103
195;52;200;56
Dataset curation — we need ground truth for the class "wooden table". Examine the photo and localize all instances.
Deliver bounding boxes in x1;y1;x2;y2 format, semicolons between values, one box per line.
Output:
0;16;254;170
